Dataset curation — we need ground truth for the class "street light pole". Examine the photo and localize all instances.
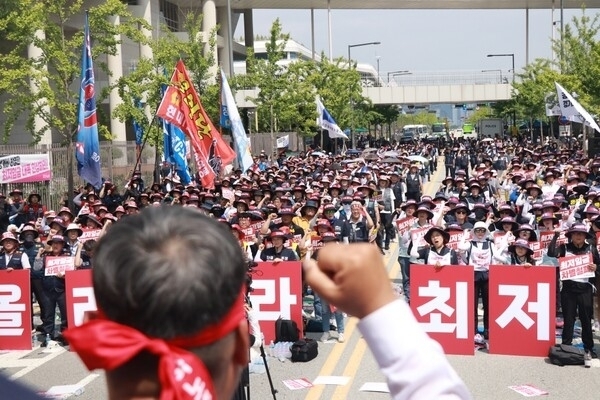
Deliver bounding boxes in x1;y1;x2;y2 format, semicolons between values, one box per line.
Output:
387;70;410;86
488;53;516;135
347;41;381;148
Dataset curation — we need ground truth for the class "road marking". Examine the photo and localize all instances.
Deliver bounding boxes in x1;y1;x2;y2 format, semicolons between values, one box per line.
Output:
304;248;397;400
4;346;67;380
304;164;444;400
331;337;368;399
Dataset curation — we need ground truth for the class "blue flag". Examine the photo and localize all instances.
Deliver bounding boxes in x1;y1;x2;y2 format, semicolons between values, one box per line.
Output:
160;85;191;184
133;99;144;146
75;13;102;189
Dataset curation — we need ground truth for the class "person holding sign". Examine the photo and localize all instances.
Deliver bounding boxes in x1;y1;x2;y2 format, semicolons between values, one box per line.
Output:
507;239;537;266
410;226;459;269
458;221;507;340
547;223;600;361
36;234;71;347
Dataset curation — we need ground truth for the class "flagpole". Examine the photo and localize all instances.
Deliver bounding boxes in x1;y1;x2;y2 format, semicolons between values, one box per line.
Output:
130;109;159;184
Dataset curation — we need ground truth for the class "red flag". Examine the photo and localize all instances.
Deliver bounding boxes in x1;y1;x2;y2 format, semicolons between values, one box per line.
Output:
157;60;236;188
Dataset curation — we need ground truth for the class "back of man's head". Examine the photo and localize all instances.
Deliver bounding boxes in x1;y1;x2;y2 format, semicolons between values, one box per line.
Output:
93;206;246;339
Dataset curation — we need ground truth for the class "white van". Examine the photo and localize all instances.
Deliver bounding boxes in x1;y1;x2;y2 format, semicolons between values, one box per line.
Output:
402;124;429;140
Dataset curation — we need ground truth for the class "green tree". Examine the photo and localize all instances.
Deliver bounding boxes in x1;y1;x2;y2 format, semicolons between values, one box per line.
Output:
0;0;147;208
0;0;146;143
371;105;400;138
243;18;289;137
554;8;600;114
112;11;219;152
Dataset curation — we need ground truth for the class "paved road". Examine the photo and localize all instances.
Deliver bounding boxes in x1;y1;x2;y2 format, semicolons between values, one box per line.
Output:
3;162;600;399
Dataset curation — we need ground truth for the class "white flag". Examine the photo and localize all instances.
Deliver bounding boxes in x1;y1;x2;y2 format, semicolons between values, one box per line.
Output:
555;82;600;132
276;135;289;148
316;96;348;140
221;69;254;172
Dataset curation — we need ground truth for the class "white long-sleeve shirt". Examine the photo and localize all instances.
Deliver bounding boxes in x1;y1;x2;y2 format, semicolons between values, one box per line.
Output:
358;300;471;400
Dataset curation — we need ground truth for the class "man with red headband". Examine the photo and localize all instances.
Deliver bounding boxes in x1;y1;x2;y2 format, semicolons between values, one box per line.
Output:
64;207;250;400
64;207;469;400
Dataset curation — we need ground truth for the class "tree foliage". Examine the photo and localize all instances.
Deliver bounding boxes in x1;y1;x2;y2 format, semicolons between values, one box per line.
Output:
111;12;219;147
0;0;147;144
514;8;600;122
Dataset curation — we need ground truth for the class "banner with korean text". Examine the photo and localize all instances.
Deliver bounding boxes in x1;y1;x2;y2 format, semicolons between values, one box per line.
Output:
252;262;303;344
0;270;32;350
45;256;76;276
0;154;51;184
489;265;556;357
395;216;415;236
410;264;474;355
64;263;303;345
65;270;96;328
558;254;595;281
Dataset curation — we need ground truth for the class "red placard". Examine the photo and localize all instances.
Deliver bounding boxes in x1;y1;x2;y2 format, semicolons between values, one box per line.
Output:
395;216;416;235
488;264;556;357
539;231;567;248
447;230;471;250
80;228;102;243
45;256;75;276
0;270;32;350
250;262;303;344
410;264;474;355
558;254;595;281
65;269;96;328
64;264;304;346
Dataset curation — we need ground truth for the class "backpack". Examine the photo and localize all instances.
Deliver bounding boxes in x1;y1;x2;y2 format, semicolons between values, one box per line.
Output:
290;339;319;362
275;317;300;343
548;344;585;366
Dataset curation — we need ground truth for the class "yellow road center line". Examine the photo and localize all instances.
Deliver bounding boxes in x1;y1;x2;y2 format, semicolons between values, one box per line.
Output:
304;249;396;400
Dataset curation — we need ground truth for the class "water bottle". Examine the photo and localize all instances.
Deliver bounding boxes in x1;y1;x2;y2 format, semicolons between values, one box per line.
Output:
32;335;39;348
269;340;275;357
45;333;51;346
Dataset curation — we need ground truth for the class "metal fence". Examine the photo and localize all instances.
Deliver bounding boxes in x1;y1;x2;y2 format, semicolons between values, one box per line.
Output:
0;141;156;211
0;134;307;211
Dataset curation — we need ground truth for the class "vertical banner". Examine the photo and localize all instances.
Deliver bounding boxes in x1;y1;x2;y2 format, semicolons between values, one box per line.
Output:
251;262;303;344
488;265;556;357
0;270;32;350
75;12;102;189
65;269;96;328
410;264;474;355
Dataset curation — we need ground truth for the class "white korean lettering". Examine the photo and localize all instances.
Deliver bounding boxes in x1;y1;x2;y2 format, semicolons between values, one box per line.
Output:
416;281;469;339
0;284;25;336
72;287;97;327
252;277;297;321
495;283;550;340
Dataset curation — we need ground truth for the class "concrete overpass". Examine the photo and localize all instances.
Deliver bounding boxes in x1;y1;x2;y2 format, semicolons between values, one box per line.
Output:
234;70;513;106
234;84;512;106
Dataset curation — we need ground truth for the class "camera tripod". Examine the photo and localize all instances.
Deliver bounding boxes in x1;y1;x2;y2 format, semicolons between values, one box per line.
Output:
233;343;278;400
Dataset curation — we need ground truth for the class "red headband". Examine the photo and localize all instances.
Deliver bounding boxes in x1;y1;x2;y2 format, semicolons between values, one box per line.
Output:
63;290;245;400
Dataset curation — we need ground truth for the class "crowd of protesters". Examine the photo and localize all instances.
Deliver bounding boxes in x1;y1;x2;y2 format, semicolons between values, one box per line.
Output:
0;132;598;363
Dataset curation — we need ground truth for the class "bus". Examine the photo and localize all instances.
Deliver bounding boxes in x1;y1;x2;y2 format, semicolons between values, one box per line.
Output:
431;123;448;138
462;123;476;137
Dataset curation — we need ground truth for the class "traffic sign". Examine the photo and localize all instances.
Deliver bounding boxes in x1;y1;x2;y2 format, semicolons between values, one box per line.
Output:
559;116;569;125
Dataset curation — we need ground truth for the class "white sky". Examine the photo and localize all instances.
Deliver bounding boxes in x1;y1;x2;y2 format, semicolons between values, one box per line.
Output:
235;7;600;75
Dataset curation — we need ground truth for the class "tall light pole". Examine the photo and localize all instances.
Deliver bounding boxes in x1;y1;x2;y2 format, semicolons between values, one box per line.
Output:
387;70;410;86
488;53;515;134
481;69;503;84
347;41;380;148
347;41;381;66
376;56;381;86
